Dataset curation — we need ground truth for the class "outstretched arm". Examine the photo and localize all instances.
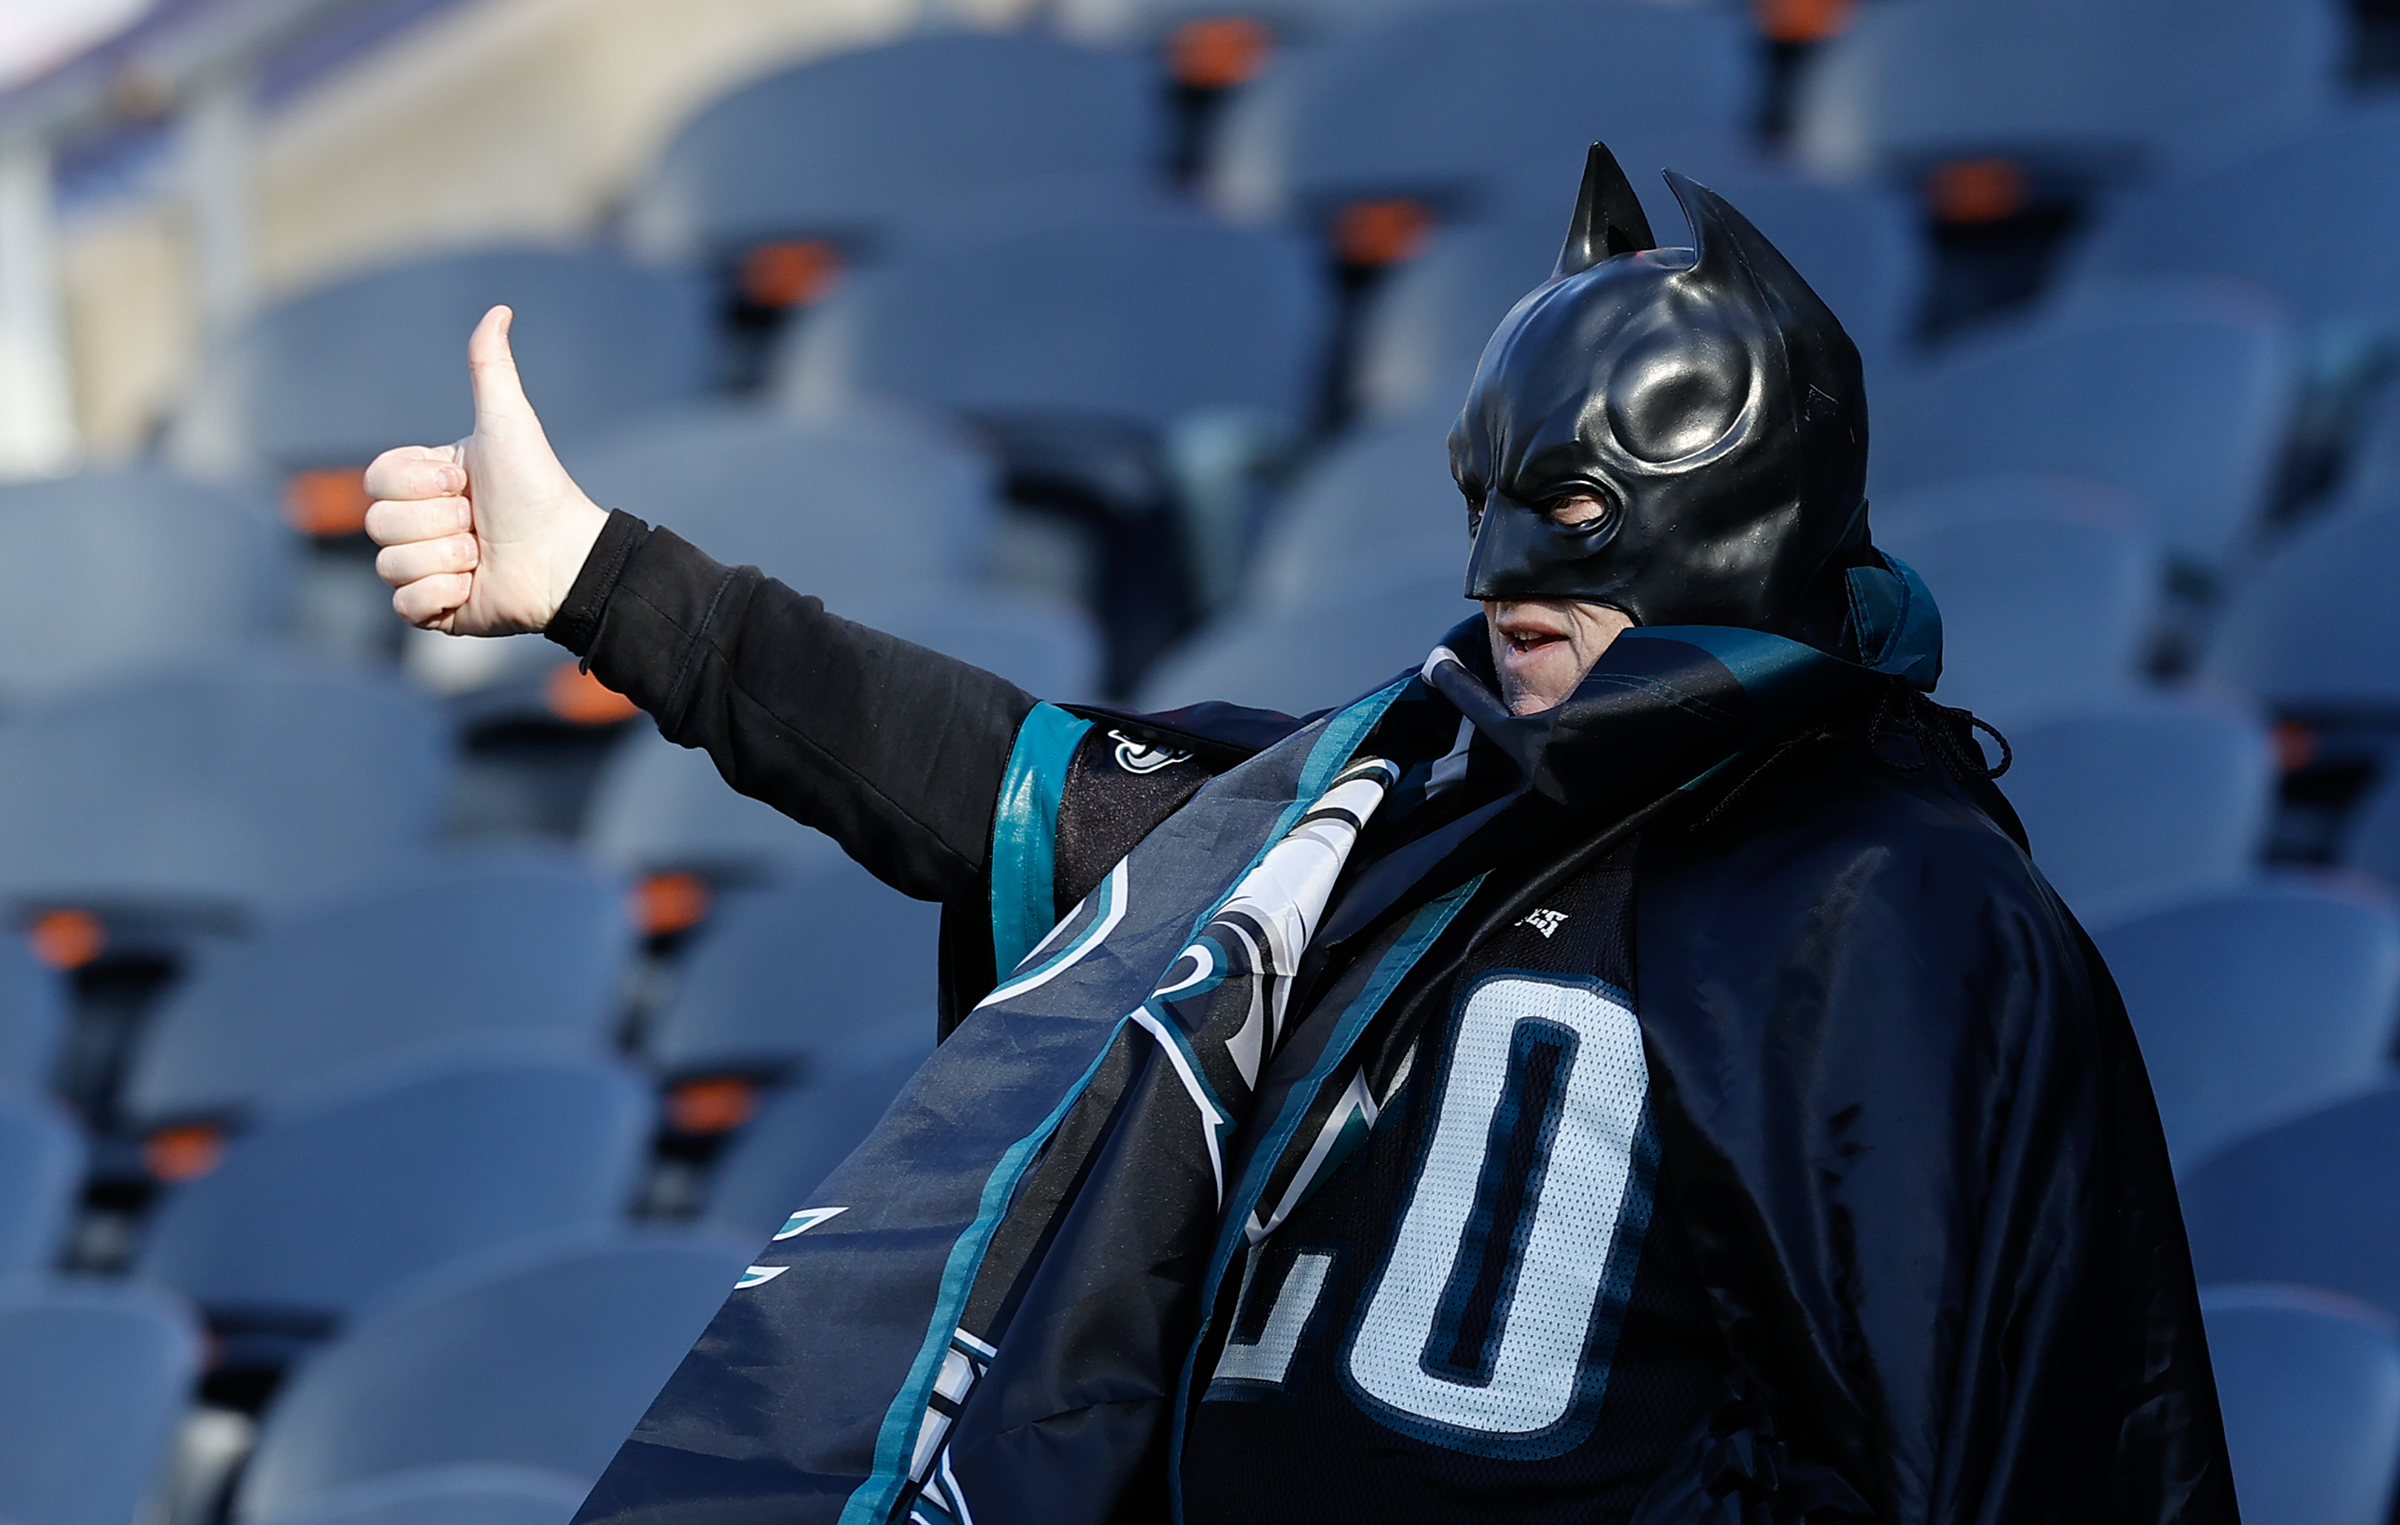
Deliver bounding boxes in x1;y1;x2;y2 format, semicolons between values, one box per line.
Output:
363;306;1033;905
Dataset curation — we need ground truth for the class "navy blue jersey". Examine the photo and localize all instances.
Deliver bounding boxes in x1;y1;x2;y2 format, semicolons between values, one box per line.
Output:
1181;856;1730;1524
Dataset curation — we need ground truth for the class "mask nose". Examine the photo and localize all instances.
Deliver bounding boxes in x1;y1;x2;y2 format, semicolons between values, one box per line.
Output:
1463;492;1618;601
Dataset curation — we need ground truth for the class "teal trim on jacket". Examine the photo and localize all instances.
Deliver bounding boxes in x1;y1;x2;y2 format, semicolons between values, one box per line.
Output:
988;703;1095;980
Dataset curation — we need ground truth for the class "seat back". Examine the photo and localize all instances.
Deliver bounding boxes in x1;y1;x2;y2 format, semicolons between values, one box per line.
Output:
0;1283;200;1525
704;1017;934;1242
626;33;1158;261
2202;1285;2400;1525
0;471;296;699
248;1464;588;1525
0;656;452;917
1793;0;2339;177
2074;108;2400;336
125;851;632;1127
1137;567;1469;714
2344;770;2400;892
236;1231;753;1522
2204;500;2400;716
2096;880;2400;1165
2185;1089;2400;1321
1870;280;2296;568
776;209;1325;432
136;1046;653;1319
1247;413;1466;611
1356;170;1921;424
0;1095;82;1282
647;860;941;1082
176;249;708;478
1874;490;2165;717
0;931;66;1097
1207;0;1751;225
560;404;1000;598
2000;694;2272;914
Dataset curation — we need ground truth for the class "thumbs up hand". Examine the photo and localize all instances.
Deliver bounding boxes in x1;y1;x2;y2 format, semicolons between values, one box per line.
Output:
365;306;610;636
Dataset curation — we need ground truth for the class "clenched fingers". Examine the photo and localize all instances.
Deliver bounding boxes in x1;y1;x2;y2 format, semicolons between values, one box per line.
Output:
365;494;473;548
364;445;466;502
376;531;480;590
393;572;474;629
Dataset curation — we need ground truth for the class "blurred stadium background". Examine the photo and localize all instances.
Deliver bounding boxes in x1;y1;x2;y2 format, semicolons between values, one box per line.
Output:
3;0;2400;1521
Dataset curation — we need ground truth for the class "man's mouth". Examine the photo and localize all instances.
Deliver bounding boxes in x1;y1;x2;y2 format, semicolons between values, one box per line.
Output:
1505;628;1566;655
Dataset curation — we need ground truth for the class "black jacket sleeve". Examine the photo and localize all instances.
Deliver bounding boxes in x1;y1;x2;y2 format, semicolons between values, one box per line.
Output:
548;511;1037;906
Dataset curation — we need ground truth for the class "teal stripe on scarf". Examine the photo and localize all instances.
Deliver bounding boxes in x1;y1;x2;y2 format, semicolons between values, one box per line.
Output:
989;703;1094;978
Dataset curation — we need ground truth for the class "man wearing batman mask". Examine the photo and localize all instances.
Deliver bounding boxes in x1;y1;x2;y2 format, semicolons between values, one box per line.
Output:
368;144;2234;1523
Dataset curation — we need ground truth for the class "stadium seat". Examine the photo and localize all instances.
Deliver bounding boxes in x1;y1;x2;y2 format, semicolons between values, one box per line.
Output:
122;851;632;1129
0;1282;200;1525
234;1229;754;1522
136;1046;651;1331
2344;770;2400;890
2074;107;2400;338
249;1464;588;1525
0;931;66;1097
2204;500;2400;717
647;859;940;1085
776;206;1324;434
0;470;296;699
1245;412;1465;611
625;33;1159;265
173;249;709;485
0;655;452;921
1138;566;1468;714
2093;878;2400;1165
2182;1084;2400;1319
1791;0;2340;180
1869;279;2297;569
1057;0;1476;48
563;403;999;595
1999;694;2273;916
0;1095;79;1282
704;1016;933;1242
2202;1284;2400;1525
1354;170;1923;423
1206;0;1752;228
581;724;837;882
1875;488;2166;718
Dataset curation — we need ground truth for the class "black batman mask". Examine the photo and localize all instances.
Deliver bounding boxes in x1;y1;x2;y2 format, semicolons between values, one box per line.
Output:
1452;144;1871;649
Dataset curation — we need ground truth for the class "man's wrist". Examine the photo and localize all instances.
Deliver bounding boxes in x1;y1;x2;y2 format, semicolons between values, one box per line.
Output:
546;507;650;655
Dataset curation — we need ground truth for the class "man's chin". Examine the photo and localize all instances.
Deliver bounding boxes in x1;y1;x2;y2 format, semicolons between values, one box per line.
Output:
1496;641;1580;715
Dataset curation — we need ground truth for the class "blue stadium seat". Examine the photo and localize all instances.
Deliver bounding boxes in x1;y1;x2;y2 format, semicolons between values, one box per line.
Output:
646;860;940;1085
776;207;1324;434
581;724;839;882
704;1017;933;1243
2204;500;2400;717
1058;0;1480;48
1874;489;2166;718
173;249;709;479
135;1046;652;1324
1870;279;2298;568
2344;770;2400;891
2074;107;2400;339
2202;1284;2400;1525
249;1465;588;1525
2094;879;2400;1166
2182;1084;2400;1318
1138;566;1467;713
123;851;632;1129
0;930;66;1097
0;1094;82;1282
0;655;452;921
0;1282;200;1525
1354;170;1923;423
1245;413;1465;611
234;1229;754;1522
2000;694;2273;916
625;33;1159;264
0;470;296;700
1206;0;1752;227
1792;0;2339;180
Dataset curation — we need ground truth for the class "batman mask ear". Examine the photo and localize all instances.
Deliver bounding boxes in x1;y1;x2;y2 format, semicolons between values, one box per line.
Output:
1662;169;1835;330
1554;142;1656;277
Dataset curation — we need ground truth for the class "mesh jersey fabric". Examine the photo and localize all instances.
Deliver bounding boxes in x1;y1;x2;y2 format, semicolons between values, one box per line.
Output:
1180;847;1730;1524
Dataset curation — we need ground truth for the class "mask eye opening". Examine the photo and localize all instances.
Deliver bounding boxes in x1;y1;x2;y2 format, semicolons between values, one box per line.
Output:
1543;485;1619;534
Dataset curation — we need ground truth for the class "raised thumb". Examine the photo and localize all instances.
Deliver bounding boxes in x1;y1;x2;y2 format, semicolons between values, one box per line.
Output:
466;305;537;431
